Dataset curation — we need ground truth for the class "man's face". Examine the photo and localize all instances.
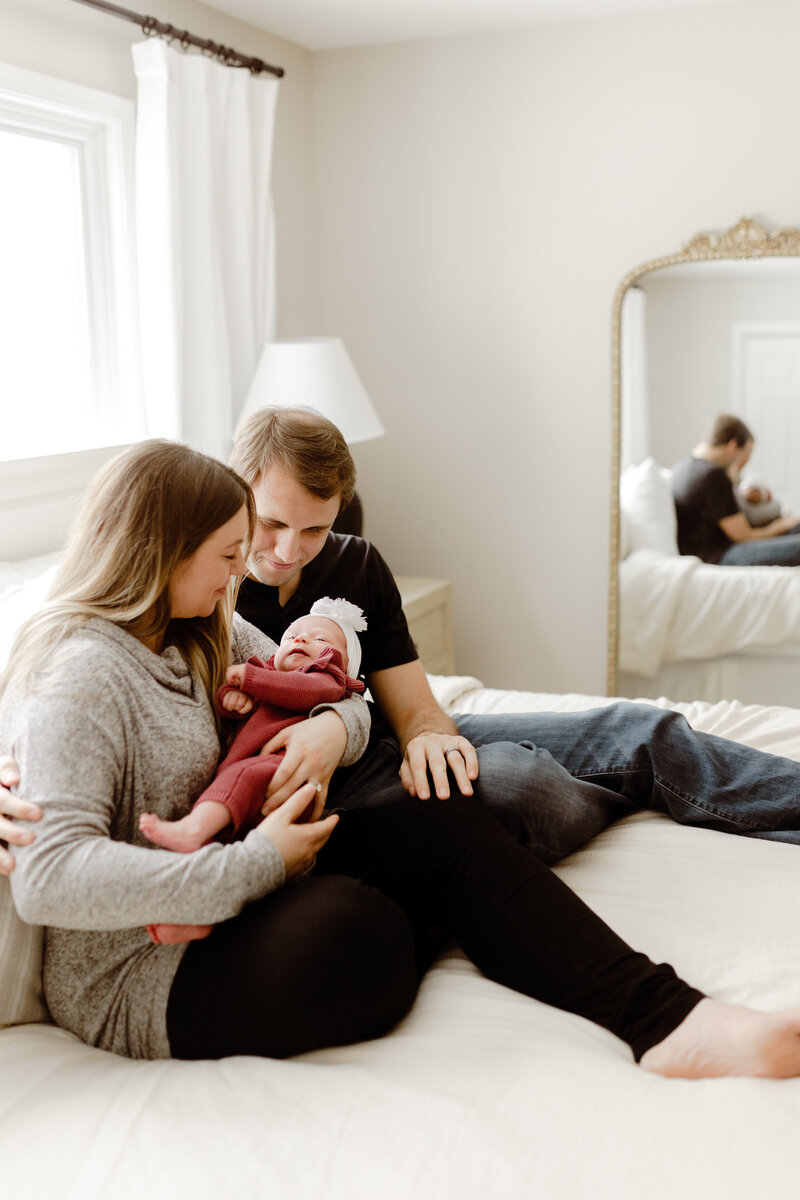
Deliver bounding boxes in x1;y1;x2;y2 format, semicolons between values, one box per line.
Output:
724;437;754;474
247;465;340;593
733;439;754;472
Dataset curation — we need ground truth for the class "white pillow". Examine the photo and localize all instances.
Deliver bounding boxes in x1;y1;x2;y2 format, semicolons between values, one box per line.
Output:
0;877;48;1027
0;551;60;596
619;458;678;558
0;563;59;673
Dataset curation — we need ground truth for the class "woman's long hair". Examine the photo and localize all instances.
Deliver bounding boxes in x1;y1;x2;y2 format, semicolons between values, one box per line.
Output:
1;441;255;715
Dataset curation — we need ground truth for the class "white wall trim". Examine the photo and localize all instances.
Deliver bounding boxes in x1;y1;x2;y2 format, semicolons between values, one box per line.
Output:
0;445;128;510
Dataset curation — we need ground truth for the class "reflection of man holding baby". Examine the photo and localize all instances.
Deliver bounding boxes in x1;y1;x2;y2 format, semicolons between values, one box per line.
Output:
672;413;800;566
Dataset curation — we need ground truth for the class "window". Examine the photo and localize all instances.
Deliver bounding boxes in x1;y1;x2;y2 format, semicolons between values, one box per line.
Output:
0;64;143;463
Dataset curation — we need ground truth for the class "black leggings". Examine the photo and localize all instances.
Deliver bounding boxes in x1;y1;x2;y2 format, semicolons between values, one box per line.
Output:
167;792;703;1062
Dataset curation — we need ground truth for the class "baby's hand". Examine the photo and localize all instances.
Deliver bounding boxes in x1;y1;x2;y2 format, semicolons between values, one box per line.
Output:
226;663;247;688
221;688;254;715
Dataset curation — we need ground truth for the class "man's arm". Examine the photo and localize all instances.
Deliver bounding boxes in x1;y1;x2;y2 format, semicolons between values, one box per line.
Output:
719;511;800;543
367;660;478;800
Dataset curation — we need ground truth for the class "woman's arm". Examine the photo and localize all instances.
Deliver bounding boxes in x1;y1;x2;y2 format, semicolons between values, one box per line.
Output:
8;696;286;931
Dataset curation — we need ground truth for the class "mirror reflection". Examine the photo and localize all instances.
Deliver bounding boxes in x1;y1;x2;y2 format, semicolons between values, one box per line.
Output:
615;221;800;707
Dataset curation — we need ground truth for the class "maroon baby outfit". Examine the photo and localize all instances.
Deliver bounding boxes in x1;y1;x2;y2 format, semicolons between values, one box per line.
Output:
201;647;364;836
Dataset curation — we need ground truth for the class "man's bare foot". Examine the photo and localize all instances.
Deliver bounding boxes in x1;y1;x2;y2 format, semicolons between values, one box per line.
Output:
139;812;208;853
640;998;800;1079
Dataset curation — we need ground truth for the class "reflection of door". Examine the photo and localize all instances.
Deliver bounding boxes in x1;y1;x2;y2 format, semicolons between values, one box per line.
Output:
734;323;800;514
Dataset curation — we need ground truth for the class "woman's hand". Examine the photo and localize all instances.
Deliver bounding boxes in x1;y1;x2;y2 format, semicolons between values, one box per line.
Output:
255;783;339;881
261;711;347;819
0;756;42;877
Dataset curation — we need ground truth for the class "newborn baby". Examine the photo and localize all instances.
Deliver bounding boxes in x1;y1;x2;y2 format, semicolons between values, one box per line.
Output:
139;597;366;944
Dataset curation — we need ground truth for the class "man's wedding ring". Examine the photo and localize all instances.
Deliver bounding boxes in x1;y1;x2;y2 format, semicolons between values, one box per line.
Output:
444;747;461;757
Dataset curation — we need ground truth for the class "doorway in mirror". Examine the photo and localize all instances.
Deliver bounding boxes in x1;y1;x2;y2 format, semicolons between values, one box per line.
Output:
735;322;800;515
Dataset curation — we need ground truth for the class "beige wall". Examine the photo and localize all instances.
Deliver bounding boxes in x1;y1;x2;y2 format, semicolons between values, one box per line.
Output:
312;0;800;693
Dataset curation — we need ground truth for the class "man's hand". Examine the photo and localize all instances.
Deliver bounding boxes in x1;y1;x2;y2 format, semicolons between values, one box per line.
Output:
260;711;347;819
367;660;480;801
0;756;41;877
400;733;479;801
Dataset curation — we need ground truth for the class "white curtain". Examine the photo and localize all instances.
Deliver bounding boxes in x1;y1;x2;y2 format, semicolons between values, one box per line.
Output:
620;285;650;470
132;40;279;460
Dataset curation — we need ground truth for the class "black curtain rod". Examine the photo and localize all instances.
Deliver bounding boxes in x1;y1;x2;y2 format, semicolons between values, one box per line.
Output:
71;0;285;77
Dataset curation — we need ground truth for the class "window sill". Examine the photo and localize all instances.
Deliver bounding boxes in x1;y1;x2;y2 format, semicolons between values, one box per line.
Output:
0;445;129;509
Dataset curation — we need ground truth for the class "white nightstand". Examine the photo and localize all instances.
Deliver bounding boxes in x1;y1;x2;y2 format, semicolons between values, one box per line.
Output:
396;576;455;675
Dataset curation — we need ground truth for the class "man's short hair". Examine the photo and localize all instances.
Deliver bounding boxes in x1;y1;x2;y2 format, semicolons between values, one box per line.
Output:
230;407;356;510
709;414;754;448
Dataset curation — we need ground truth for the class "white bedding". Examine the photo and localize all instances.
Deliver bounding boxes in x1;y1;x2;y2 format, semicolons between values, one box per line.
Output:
6;675;800;1199
619;547;800;676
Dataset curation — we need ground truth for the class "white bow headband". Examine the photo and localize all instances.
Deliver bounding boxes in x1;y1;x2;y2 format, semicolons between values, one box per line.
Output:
308;596;368;676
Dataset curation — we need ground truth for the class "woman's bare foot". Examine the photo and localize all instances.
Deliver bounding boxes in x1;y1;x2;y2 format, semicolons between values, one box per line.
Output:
640;998;800;1079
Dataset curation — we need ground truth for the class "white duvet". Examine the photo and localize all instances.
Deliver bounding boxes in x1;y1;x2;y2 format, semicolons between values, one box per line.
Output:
6;677;800;1200
619;548;800;676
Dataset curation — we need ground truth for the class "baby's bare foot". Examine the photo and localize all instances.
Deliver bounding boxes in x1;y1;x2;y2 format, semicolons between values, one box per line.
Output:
640;998;800;1079
139;812;206;854
148;923;213;945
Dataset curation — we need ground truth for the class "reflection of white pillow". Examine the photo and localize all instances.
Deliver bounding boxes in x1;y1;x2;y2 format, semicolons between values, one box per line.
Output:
620;458;678;558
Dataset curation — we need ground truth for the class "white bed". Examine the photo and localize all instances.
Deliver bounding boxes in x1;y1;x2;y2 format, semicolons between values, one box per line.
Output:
619;458;800;705
6;562;800;1199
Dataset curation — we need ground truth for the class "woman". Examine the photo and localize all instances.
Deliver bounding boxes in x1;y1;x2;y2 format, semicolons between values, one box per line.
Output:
3;440;800;1077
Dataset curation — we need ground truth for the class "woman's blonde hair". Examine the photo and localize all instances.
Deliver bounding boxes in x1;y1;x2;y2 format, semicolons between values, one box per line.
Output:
1;441;255;715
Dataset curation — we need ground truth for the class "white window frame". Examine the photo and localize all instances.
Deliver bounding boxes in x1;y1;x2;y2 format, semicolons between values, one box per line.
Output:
0;63;141;512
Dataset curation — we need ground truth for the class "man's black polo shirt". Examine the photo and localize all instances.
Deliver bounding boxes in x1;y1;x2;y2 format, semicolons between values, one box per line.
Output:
236;533;418;677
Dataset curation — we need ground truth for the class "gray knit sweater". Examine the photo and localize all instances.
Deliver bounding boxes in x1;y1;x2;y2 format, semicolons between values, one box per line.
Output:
2;614;370;1059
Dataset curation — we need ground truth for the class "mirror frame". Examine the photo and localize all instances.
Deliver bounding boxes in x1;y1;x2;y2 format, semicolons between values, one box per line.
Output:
608;216;800;695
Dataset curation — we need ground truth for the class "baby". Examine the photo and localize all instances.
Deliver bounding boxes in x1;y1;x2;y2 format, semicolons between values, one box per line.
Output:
139;596;367;945
736;473;782;528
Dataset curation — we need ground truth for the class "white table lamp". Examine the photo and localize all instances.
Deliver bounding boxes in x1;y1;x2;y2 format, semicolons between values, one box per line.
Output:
238;338;384;535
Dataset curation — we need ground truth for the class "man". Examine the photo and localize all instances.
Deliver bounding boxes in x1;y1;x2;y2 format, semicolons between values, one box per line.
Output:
4;405;800;874
672;413;800;566
221;406;800;857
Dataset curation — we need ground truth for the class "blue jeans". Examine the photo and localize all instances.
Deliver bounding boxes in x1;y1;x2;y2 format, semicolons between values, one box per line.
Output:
720;525;800;566
329;703;800;865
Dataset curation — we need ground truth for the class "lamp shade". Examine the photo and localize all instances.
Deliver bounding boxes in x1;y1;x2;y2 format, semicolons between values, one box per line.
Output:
238;337;385;444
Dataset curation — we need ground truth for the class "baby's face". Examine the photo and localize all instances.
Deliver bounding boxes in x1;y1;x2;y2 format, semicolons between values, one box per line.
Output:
273;615;348;672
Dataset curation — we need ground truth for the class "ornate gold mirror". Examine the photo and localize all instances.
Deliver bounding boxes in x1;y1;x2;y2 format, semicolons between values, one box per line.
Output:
609;217;800;702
